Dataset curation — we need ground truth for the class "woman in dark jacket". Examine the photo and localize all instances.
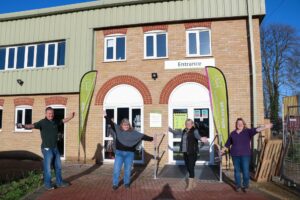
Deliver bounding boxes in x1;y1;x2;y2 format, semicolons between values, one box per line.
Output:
169;119;208;191
104;115;153;190
222;118;272;192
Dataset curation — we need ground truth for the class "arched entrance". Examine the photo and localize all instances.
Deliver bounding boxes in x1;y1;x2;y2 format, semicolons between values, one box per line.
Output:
103;84;144;163
168;82;214;165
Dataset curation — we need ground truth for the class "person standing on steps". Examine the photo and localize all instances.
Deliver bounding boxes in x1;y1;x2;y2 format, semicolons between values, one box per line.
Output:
17;107;75;190
169;119;208;191
104;114;153;190
221;118;273;192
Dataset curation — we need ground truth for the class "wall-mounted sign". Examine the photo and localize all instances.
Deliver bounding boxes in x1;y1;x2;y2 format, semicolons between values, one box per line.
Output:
150;112;162;128
165;58;215;70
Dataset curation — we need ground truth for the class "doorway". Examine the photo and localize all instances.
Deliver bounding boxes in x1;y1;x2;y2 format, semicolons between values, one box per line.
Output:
168;82;214;165
51;106;66;159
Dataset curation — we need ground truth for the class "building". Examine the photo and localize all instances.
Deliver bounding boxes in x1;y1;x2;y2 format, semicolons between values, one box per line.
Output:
0;0;266;167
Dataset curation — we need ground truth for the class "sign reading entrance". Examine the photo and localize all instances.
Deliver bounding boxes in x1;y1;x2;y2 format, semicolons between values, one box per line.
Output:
165;58;215;70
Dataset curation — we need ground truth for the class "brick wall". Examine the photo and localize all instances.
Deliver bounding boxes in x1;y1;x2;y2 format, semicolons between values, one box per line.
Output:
0;94;80;160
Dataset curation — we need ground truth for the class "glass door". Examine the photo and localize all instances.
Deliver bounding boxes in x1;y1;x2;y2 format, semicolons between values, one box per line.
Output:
52;108;65;158
169;107;212;164
104;107;143;163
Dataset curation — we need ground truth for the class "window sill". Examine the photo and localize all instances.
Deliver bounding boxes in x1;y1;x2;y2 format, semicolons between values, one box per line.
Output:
0;66;65;73
143;57;169;61
103;60;127;63
185;55;213;58
14;130;33;133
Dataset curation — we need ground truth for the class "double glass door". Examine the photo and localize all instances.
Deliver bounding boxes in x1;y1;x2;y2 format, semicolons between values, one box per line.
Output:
169;107;212;164
104;107;143;163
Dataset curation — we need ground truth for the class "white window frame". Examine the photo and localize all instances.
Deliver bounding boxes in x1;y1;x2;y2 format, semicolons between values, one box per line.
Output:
24;45;37;68
104;34;126;62
15;106;33;132
144;30;168;59
0;106;3;131
45;43;58;67
5;46;17;70
186;28;212;57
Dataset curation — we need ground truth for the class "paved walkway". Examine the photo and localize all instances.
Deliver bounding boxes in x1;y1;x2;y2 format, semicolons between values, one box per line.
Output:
23;163;281;200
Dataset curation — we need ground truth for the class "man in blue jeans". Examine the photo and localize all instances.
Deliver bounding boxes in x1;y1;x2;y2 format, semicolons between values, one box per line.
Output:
17;107;75;190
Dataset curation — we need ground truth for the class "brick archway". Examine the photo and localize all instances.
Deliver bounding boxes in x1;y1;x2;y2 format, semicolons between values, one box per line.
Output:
159;72;208;104
95;76;152;105
14;97;34;106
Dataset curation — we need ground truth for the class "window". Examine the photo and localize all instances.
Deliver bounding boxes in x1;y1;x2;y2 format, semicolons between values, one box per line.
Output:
15;107;32;132
144;31;167;59
0;41;66;71
186;28;211;56
0;108;2;130
26;45;36;68
0;48;5;71
104;35;126;61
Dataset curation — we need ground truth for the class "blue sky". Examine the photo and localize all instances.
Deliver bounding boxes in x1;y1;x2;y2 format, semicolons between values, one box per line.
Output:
0;0;299;31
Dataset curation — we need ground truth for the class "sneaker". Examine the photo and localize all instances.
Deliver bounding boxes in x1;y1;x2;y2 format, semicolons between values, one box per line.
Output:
242;186;249;192
57;182;70;188
44;185;55;190
124;184;130;189
235;187;241;192
112;185;118;190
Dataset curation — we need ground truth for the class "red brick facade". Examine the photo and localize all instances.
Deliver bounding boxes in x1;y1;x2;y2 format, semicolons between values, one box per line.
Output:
143;25;168;32
103;28;127;36
184;21;212;29
0;99;4;106
14;97;34;106
159;72;209;104
45;96;68;106
95;75;152;105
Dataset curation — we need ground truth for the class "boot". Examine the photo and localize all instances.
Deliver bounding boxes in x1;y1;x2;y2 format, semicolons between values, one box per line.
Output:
186;178;194;191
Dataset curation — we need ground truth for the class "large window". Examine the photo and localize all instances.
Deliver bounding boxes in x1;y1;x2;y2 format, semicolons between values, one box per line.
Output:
15;106;32;132
0;41;66;71
104;35;126;61
0;107;2;130
144;31;167;59
186;28;211;57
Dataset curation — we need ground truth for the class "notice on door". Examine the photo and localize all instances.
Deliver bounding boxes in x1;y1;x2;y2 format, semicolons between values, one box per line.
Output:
173;113;188;130
150;113;162;128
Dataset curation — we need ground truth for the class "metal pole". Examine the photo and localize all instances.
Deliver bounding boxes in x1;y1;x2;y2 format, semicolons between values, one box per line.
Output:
219;134;223;182
154;134;157;179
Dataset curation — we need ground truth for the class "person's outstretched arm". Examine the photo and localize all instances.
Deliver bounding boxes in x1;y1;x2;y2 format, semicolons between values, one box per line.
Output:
168;127;182;136
141;134;153;141
62;112;75;123
16;123;35;129
256;123;273;132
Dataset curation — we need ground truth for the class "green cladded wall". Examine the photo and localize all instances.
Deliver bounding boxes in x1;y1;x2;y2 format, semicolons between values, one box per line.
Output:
0;0;265;95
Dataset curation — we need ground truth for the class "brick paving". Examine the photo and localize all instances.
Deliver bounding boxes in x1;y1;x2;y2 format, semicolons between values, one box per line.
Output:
23;163;278;200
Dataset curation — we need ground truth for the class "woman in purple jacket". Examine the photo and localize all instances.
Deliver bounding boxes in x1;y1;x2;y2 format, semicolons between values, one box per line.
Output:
222;118;272;192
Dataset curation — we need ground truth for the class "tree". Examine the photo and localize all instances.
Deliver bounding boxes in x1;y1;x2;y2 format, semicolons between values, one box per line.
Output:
260;24;300;129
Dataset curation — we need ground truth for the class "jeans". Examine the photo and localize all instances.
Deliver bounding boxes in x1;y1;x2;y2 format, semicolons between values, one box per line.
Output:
41;147;63;188
113;150;134;186
232;156;251;188
183;152;197;178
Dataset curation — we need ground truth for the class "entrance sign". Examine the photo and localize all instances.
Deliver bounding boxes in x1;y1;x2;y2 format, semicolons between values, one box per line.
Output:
78;70;97;162
165;58;215;70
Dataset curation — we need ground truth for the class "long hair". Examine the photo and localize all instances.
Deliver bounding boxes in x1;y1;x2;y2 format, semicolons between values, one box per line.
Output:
120;118;133;131
235;118;247;130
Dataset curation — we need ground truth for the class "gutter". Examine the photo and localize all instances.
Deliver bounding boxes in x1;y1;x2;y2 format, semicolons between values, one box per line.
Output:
247;0;258;144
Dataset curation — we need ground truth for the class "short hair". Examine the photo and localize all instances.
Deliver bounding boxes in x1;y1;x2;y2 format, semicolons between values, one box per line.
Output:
235;118;247;130
45;107;54;113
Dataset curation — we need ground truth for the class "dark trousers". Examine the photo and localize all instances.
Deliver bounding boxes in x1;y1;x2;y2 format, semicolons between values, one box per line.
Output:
183;152;197;178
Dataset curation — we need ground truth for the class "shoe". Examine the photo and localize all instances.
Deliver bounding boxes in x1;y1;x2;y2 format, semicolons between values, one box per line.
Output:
235;187;241;192
44;185;55;190
242;186;249;192
112;185;118;190
186;178;194;191
57;182;70;188
124;184;130;189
